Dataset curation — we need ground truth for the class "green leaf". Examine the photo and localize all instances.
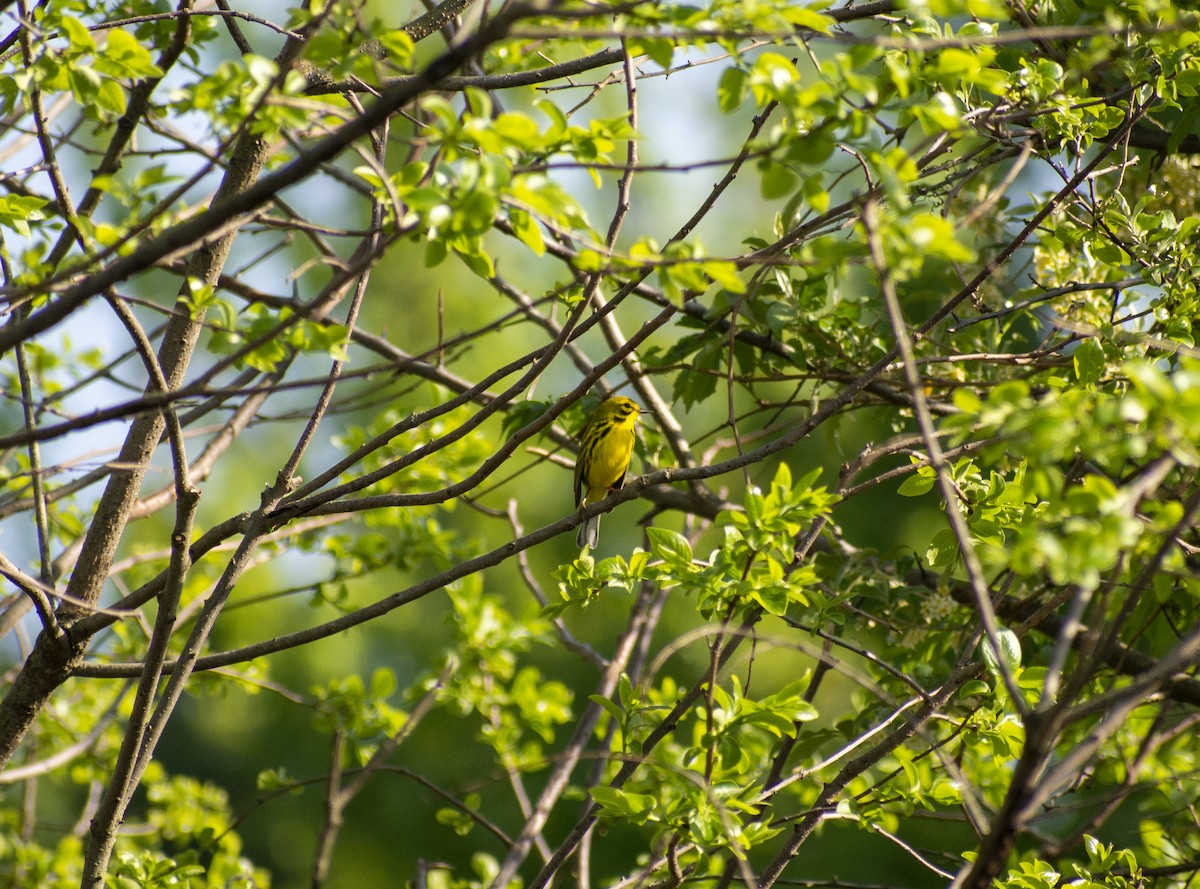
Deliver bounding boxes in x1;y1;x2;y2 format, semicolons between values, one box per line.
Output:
788;131;835;165
95;79;127;117
760;161;797;200
0;195;48;236
718;67;748;113
907;213;975;263
781;7;835;31
897;468;935;496
629;36;674;69
97;28;164;79
60;15;97;53
68;64;102;104
926;527;959;567
960;680;990;697
508;208;545;256
802;175;829;214
376;29;415;68
436;806;477;836
588;694;625;727
1073;339;1105;386
456;245;495;278
647;527;693;568
589;786;656;823
703;260;745;293
749;52;798;105
980;627;1022;679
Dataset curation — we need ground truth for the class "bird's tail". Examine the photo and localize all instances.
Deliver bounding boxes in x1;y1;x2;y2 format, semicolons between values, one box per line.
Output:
577;513;601;549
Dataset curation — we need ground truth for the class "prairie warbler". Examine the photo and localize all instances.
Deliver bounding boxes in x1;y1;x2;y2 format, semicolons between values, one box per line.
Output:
573;396;642;548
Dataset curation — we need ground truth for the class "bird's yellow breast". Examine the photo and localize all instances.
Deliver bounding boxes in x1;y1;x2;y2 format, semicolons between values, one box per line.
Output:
584;423;635;492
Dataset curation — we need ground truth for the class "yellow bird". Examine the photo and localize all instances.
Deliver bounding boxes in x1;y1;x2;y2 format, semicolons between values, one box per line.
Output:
573;396;642;548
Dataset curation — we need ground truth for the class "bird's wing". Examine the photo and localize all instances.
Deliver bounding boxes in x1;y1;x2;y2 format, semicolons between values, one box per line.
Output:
573;447;584;507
